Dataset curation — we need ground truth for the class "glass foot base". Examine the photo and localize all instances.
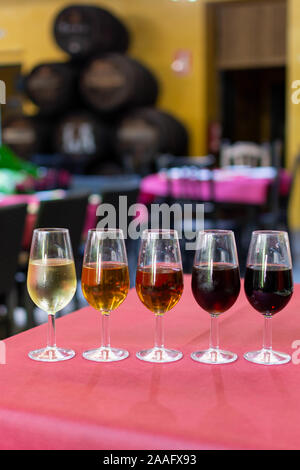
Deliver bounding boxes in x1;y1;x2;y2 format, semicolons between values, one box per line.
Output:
136;347;183;363
244;348;291;365
83;347;129;362
191;348;238;364
28;347;75;362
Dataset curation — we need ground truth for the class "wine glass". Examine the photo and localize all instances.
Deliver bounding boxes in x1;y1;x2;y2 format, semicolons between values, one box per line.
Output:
191;230;240;364
244;230;293;365
135;229;184;363
27;228;77;362
81;228;130;362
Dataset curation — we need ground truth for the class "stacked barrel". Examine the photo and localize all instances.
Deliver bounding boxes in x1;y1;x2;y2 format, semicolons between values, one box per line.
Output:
3;4;189;175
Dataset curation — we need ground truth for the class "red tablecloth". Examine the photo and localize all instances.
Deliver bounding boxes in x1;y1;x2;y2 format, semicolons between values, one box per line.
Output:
0;277;299;450
139;169;291;206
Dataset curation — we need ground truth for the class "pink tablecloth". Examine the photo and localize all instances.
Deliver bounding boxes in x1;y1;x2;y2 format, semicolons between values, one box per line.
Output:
139;169;291;206
0;277;299;450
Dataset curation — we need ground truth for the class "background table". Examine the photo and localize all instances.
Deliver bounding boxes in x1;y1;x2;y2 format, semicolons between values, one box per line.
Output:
139;168;291;206
0;276;299;450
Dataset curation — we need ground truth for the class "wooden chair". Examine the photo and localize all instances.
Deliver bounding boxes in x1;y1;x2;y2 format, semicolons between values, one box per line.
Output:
220;141;271;167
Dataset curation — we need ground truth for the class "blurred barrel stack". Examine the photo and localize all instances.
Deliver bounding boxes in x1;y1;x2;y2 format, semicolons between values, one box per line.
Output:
2;4;189;175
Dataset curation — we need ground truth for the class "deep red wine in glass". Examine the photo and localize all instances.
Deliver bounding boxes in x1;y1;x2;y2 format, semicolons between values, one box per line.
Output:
243;230;293;366
191;230;240;364
244;265;293;316
192;262;240;314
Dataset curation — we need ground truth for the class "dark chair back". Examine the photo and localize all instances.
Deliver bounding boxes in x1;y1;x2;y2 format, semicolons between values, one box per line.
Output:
101;188;139;213
0;204;27;296
35;193;89;258
99;187;140;234
99;188;140;287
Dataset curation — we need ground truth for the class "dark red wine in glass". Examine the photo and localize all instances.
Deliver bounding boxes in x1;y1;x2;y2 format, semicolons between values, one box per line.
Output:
244;265;293;316
191;230;240;365
244;230;293;366
192;262;240;315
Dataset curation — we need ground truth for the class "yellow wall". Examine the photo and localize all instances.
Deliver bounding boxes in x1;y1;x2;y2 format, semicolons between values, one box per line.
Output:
286;0;300;227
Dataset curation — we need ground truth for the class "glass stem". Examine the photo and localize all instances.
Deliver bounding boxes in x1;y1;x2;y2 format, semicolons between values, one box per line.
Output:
155;315;164;349
210;314;219;350
101;313;111;348
47;313;56;349
263;316;272;351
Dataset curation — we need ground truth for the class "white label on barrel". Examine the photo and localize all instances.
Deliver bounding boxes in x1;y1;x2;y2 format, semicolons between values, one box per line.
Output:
62;123;96;155
3;127;35;144
0;80;6;104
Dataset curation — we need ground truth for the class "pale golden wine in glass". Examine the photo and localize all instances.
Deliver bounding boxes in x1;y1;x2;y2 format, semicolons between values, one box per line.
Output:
28;259;76;313
27;228;77;362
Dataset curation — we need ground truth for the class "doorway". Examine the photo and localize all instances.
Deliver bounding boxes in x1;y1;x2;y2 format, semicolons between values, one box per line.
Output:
206;0;287;164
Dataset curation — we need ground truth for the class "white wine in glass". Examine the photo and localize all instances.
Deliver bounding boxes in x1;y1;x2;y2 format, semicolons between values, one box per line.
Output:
27;228;77;362
28;259;76;313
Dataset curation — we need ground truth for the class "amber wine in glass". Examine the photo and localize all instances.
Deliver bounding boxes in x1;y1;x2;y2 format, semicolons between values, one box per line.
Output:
27;228;77;362
82;262;129;312
81;229;130;362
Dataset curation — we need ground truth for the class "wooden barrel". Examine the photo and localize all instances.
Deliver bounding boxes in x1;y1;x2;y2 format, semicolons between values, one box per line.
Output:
25;62;77;115
54;111;111;172
115;108;189;173
2;114;56;158
2;115;49;159
80;54;159;113
53;5;129;58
